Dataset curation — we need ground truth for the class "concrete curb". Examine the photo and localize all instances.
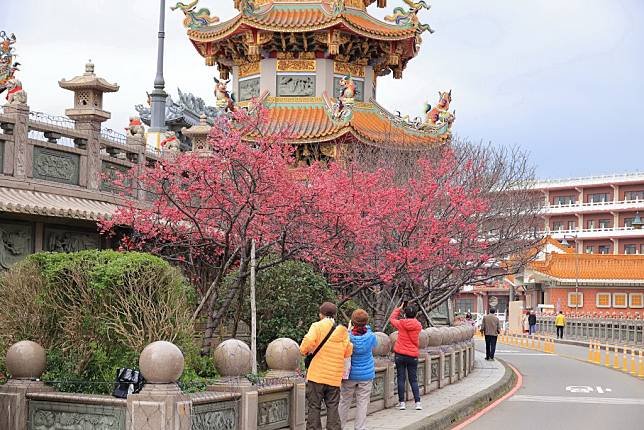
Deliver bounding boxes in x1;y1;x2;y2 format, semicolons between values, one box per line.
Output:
401;359;516;430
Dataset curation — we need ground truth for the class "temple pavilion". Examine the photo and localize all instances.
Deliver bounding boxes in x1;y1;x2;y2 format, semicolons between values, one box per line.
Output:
175;0;455;162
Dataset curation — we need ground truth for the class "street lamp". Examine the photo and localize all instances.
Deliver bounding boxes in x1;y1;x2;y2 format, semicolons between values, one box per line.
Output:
561;234;580;311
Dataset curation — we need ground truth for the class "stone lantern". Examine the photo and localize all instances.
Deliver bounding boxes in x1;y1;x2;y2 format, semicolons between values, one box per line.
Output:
59;60;119;124
182;114;212;156
58;61;119;190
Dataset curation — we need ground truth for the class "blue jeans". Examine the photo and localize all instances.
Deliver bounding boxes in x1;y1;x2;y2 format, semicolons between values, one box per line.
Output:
529;324;537;335
395;353;420;403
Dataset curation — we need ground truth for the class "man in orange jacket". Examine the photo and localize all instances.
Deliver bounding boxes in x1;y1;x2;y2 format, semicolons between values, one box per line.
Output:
300;302;353;430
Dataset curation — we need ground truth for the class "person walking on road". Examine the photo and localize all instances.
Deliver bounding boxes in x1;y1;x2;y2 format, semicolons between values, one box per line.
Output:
555;311;566;339
339;309;377;430
481;308;501;360
389;301;423;411
528;311;537;335
300;302;353;430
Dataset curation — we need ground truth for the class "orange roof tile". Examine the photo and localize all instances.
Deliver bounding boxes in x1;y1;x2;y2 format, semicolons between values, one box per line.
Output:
246;96;446;148
188;3;418;42
529;253;644;281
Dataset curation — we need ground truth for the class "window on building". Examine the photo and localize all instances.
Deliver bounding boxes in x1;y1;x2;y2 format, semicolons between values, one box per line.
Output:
552;222;564;231
624;191;644;201
554;196;575;205
641;244;644;255
567;221;576;230
613;293;628;308
455;298;475;313
596;293;611;308
624;244;637;255
630;293;644;309
625;218;635;228
584;246;594;254
588;193;609;203
598;245;610;254
599;219;610;229
587;220;596;230
568;292;583;308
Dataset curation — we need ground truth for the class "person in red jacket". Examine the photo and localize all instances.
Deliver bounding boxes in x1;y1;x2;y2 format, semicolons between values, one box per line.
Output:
389;302;423;410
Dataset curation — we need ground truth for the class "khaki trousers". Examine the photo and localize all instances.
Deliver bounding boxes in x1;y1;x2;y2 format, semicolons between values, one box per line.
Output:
306;381;341;430
339;380;373;430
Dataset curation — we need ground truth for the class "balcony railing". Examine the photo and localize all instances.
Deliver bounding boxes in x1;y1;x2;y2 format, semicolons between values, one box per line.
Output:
541;226;644;239
544;198;644;214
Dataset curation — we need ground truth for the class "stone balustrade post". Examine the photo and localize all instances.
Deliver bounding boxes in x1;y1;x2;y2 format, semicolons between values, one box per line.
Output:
3;103;30;178
0;341;54;430
126;341;191;430
210;339;258;430
265;338;305;430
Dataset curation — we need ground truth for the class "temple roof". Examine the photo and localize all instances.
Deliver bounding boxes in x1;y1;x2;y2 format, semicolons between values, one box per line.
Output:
188;2;418;42
528;253;644;284
245;94;448;148
0;187;117;221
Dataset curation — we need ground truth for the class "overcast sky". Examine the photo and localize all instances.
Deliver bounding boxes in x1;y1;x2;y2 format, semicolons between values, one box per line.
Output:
2;0;643;179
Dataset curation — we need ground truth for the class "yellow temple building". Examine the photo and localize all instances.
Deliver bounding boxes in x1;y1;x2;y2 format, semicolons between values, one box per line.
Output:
174;0;455;161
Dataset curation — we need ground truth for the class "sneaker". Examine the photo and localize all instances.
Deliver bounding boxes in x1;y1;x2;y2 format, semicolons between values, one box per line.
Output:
398;402;406;410
415;402;423;410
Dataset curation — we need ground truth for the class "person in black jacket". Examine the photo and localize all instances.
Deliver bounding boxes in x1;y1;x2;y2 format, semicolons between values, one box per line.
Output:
528;311;537;335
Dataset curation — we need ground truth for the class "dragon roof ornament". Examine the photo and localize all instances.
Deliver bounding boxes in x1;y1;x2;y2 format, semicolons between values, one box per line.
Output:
171;0;220;30
0;31;27;105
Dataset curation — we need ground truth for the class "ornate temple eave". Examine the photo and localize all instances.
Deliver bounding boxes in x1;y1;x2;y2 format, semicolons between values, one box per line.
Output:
186;10;417;43
241;95;448;150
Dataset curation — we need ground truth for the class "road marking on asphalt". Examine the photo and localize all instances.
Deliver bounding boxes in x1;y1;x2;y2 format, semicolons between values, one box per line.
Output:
509;395;644;405
566;386;612;394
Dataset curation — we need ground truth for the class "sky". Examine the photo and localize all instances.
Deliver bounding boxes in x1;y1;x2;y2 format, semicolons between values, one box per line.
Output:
2;0;643;179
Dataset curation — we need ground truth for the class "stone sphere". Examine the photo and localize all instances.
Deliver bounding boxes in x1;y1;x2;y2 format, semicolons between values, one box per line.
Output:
449;327;461;344
6;341;46;379
213;339;251;377
418;330;430;349
373;332;392;356
389;331;399;349
266;338;300;371
438;327;452;345
427;327;442;347
139;341;185;383
456;326;467;342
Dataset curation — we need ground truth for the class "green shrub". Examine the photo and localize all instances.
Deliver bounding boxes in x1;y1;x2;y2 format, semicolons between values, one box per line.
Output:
0;250;215;393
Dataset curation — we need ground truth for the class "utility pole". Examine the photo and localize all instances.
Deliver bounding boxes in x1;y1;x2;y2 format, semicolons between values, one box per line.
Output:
250;239;258;374
150;0;168;132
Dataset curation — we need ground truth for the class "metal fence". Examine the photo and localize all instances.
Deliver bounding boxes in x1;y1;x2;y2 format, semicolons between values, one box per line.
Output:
537;316;644;346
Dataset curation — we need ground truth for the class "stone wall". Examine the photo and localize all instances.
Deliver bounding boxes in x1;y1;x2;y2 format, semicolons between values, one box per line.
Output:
1;326;477;430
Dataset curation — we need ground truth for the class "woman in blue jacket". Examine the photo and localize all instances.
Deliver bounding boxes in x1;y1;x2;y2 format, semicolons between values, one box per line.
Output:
339;309;378;430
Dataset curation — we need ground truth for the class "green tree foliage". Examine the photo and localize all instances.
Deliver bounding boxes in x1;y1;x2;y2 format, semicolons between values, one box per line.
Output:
0;251;215;393
221;259;356;365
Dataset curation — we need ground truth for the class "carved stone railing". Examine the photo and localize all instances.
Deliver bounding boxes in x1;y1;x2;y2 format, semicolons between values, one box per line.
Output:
1;329;477;430
537;316;644;346
0;103;150;200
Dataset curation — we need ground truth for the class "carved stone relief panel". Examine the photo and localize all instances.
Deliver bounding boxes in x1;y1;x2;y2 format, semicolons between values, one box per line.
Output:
29;400;126;430
192;400;238;430
32;146;80;185
257;392;289;430
370;374;385;401
0;221;33;269
431;359;439;382
333;77;364;102
444;356;451;376
44;227;100;253
101;161;131;194
276;75;315;97
0;141;4;171
239;77;261;102
417;362;425;388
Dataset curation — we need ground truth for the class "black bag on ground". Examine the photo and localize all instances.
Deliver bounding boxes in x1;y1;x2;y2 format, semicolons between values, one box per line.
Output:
112;368;145;398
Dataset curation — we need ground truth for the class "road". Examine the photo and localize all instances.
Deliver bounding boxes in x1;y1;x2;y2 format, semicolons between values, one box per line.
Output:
464;339;644;430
